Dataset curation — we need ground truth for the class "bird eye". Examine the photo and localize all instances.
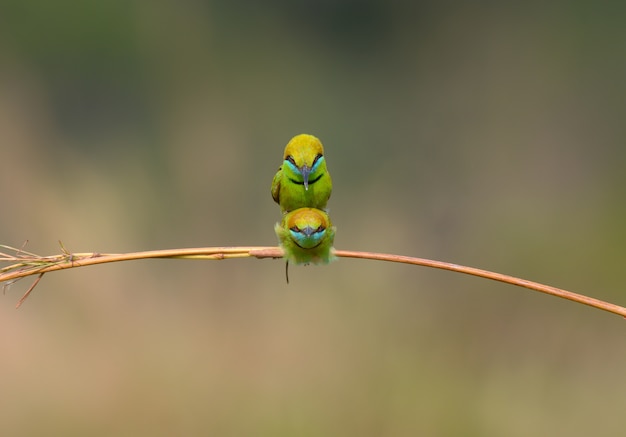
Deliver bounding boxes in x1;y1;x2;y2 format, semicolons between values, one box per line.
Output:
312;154;323;166
286;156;296;166
316;226;324;233
290;226;300;233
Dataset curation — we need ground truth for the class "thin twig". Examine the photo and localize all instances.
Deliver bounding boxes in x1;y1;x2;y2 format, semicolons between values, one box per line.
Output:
333;250;626;318
0;244;624;318
16;272;44;309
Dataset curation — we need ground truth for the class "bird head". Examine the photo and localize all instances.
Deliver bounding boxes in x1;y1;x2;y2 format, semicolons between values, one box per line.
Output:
287;207;330;249
283;134;326;190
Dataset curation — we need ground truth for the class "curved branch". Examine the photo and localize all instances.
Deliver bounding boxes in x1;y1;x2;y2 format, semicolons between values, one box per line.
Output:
1;245;624;318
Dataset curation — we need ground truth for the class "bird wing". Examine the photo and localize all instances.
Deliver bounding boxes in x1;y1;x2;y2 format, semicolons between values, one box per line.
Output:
271;167;282;205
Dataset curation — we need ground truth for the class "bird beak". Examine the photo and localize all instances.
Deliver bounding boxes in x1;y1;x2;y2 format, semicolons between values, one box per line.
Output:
300;164;311;190
302;226;315;237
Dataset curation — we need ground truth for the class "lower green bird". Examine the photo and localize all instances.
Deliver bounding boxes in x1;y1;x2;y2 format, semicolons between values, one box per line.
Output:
275;207;336;282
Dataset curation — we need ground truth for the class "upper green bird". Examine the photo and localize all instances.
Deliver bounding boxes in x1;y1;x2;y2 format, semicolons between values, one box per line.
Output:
271;134;332;213
275;207;337;272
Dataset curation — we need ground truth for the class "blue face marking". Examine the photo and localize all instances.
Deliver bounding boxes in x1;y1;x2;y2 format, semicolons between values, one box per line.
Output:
284;159;300;176
284;156;325;176
310;155;324;174
290;228;326;249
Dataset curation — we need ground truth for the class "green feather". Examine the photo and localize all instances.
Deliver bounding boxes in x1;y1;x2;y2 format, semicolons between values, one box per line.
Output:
275;207;336;266
271;134;332;213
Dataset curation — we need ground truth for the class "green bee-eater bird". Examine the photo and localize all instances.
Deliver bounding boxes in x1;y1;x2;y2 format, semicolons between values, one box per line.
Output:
275;207;336;282
271;134;332;213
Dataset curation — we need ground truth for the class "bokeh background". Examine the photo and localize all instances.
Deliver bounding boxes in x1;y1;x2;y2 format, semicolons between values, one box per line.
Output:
1;1;625;435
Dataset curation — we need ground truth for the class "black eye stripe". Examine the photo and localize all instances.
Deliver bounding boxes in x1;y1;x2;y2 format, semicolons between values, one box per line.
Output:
312;154;323;167
289;225;324;236
286;156;296;166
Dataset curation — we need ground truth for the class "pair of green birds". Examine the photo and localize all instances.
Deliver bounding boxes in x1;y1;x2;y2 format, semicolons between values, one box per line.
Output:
271;134;336;276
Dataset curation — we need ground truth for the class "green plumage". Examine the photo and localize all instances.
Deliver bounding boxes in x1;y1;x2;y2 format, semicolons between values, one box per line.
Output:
271;134;332;213
275;207;336;266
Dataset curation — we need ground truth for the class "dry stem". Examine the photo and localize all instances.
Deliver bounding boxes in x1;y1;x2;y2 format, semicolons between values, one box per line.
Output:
1;244;624;317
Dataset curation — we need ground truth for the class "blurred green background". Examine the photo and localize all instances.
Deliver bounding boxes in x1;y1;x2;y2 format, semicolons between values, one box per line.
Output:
1;1;625;435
